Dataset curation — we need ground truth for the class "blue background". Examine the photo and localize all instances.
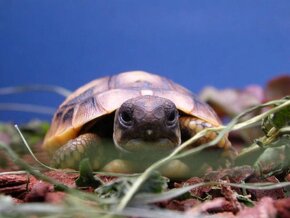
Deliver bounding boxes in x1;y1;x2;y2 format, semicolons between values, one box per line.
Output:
1;1;290;122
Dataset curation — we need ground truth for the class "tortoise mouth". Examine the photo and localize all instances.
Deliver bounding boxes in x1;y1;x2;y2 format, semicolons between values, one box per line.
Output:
115;138;177;153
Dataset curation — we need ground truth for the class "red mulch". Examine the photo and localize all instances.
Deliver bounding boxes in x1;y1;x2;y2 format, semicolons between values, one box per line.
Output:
0;140;290;217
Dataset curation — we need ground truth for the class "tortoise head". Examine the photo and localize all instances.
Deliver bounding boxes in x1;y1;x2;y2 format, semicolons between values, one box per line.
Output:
113;95;181;153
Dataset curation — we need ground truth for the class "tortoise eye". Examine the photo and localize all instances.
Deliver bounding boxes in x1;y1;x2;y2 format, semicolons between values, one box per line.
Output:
166;110;178;126
119;110;133;127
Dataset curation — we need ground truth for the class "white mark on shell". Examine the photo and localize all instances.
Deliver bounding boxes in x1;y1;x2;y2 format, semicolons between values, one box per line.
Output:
141;89;154;96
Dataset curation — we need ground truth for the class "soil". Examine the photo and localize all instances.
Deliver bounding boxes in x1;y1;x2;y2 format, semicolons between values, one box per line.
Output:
1;152;290;218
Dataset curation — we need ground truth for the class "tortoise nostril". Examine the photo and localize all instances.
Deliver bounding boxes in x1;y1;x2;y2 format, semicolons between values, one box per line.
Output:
146;129;153;136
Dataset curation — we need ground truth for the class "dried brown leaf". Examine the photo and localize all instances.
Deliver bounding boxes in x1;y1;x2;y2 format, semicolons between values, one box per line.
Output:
265;75;290;101
246;176;285;200
273;198;290;218
199;85;264;118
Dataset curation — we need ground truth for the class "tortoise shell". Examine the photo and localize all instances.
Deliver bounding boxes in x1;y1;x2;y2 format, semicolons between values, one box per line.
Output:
43;71;221;152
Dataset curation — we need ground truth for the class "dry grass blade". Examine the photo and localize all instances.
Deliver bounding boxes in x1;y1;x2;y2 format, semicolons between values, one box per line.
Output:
0;139;68;190
0;84;71;177
10;126;110;203
0;85;72;97
176;98;290;159
232;98;290;130
0;103;55;115
0;202;64;216
133;181;290;204
117;207;205;218
15;123;143;177
14;124;56;170
0;139;104;204
0;171;27;176
0;84;71;115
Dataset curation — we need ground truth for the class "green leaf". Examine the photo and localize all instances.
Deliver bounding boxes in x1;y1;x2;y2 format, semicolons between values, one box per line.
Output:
254;137;290;177
262;99;290;135
95;171;168;204
236;194;254;207
138;171;168;193
75;158;103;188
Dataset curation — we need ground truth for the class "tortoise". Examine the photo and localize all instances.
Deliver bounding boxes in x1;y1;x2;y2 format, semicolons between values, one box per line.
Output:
43;71;231;178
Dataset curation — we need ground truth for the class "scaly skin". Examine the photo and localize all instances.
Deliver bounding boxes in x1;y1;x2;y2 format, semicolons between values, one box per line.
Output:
51;133;104;170
179;116;231;149
51;133;135;173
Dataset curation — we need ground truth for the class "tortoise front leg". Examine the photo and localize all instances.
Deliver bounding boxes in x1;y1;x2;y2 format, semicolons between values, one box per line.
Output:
179;116;234;173
51;133;105;170
102;159;136;174
179;116;231;149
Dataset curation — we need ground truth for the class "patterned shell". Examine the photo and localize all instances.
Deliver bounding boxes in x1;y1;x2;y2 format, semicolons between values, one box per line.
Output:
43;71;221;152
